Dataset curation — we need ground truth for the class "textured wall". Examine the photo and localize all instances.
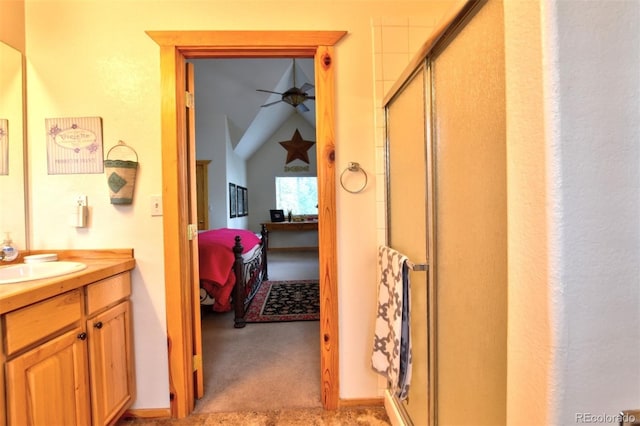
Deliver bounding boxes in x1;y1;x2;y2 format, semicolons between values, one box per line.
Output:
552;1;640;422
505;1;640;423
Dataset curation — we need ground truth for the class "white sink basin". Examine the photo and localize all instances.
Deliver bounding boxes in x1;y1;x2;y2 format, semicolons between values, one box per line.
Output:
0;261;87;284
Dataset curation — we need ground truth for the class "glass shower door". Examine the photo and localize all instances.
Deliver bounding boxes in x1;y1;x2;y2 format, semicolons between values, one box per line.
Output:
431;0;508;423
386;64;430;426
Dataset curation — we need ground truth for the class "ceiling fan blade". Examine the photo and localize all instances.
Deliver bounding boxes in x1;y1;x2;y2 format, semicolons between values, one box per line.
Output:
299;82;314;93
261;100;284;107
306;96;315;100
296;102;310;113
256;89;284;95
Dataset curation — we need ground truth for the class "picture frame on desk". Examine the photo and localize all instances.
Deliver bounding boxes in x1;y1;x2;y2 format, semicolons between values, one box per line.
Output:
270;209;285;222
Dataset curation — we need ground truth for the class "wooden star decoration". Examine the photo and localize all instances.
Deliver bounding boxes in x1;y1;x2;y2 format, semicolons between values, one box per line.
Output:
279;129;315;164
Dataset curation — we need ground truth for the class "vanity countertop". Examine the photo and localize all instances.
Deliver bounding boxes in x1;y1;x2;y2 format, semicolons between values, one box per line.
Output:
0;249;135;315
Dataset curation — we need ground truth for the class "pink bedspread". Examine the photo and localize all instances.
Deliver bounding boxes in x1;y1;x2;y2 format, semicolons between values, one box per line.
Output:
198;228;261;312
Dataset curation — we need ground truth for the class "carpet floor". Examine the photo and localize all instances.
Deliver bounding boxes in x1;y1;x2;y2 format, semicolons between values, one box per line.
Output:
120;406;391;425
194;310;322;412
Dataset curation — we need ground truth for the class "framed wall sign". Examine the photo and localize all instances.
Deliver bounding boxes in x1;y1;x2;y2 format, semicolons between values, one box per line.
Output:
45;116;104;174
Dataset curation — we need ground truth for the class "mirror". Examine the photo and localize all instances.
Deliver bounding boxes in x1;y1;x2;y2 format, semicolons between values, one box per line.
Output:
0;41;27;251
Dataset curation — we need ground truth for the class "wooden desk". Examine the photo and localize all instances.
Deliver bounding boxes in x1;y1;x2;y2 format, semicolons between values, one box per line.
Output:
262;221;318;232
261;221;318;251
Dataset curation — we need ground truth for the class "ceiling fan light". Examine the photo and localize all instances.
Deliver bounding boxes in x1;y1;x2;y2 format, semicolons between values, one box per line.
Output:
286;93;307;106
257;59;314;111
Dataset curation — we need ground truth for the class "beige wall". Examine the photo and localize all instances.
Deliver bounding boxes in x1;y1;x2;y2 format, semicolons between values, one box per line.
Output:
504;2;551;424
0;0;25;52
23;0;454;409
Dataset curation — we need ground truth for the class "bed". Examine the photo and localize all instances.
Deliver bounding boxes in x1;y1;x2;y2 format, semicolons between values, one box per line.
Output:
198;225;269;328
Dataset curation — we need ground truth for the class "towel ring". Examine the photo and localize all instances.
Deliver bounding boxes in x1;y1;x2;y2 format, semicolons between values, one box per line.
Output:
340;162;368;194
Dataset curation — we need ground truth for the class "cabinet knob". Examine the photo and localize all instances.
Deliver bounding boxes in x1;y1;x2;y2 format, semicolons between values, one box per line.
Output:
77;332;87;340
94;321;103;329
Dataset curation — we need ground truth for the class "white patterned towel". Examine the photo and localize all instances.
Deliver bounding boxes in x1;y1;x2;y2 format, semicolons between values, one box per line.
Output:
372;245;412;400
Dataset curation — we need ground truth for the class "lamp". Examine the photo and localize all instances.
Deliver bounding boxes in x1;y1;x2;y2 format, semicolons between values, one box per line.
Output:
282;88;308;107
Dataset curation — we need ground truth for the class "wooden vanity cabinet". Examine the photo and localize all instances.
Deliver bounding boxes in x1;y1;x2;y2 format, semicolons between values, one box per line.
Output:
85;272;135;426
2;271;135;426
5;326;92;425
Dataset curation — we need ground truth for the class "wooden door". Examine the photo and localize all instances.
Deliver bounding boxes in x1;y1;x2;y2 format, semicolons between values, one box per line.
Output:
87;301;135;426
195;160;211;231
6;328;91;426
186;61;204;399
386;65;430;426
431;1;508;424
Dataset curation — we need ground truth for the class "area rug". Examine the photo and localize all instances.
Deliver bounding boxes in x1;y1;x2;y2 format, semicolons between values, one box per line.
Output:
244;280;319;323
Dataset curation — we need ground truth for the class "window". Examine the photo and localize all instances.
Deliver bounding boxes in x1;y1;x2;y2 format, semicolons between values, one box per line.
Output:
275;176;318;215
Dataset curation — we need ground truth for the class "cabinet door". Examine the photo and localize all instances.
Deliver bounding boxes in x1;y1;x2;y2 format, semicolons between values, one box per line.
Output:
87;300;135;426
5;327;91;426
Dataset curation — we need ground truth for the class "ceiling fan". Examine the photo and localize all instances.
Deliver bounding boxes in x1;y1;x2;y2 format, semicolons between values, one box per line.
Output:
257;59;315;112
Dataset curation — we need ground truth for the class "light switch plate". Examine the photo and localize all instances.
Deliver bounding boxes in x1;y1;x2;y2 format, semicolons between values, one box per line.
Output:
150;195;163;216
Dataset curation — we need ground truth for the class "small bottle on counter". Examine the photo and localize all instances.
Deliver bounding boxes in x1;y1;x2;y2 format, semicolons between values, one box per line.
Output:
1;232;19;262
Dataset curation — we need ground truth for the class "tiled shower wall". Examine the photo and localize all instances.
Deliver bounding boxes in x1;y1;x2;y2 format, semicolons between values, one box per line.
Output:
371;16;440;248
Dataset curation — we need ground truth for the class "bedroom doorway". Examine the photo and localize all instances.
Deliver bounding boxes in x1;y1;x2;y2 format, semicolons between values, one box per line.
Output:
191;56;320;411
148;31;346;418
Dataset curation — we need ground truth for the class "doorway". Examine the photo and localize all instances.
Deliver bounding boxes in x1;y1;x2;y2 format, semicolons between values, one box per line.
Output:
191;56;320;411
147;31;346;418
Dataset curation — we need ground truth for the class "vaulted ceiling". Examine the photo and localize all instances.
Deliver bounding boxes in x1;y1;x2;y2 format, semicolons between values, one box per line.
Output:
192;58;316;160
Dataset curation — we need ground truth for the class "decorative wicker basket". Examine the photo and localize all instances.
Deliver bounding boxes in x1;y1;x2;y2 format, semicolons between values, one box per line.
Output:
104;141;138;205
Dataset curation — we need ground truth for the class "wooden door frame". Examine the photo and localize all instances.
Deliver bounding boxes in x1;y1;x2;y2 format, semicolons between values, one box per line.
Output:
147;30;346;418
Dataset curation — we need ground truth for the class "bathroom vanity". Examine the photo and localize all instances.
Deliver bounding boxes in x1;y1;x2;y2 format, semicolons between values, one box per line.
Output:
0;250;136;426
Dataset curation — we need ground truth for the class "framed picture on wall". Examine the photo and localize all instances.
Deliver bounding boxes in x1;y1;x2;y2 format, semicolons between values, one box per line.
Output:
0;119;8;175
229;183;237;218
242;187;248;216
236;186;244;217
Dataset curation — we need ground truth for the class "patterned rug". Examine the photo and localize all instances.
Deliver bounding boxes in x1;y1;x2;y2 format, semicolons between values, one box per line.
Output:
244;280;319;323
